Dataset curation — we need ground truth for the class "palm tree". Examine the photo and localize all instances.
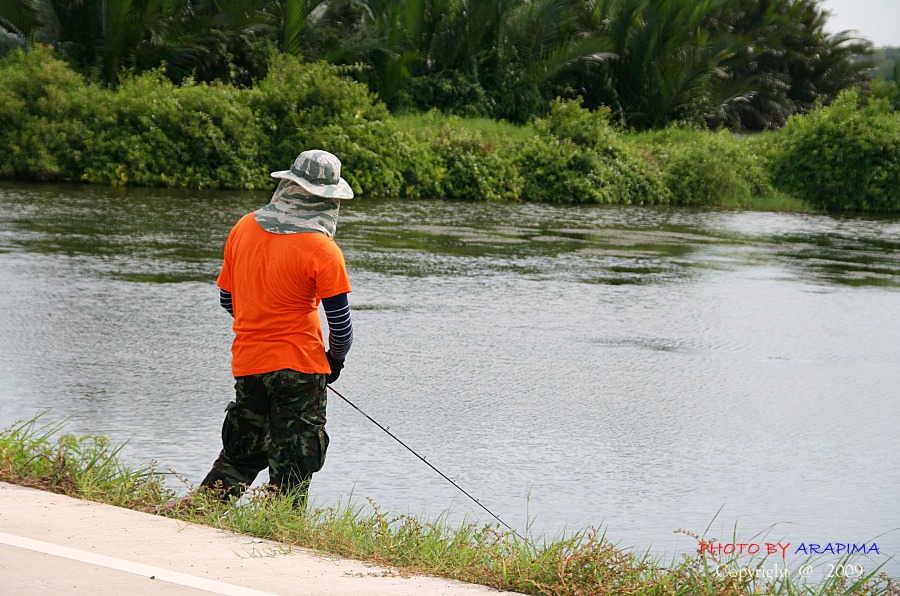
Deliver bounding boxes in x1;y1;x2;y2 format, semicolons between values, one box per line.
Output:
323;0;423;105
0;0;57;53
781;0;872;112
705;0;874;130
344;0;614;120
0;0;273;84
326;0;503;113
137;0;272;83
0;0;170;83
490;0;613;121
580;0;750;129
2;0;877;126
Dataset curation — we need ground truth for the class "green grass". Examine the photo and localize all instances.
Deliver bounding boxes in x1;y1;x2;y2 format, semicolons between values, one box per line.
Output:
2;414;897;595
394;111;536;149
0;413;171;510
716;190;814;213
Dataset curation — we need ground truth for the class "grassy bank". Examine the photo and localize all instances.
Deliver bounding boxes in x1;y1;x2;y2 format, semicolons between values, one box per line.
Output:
2;415;897;595
2;47;900;214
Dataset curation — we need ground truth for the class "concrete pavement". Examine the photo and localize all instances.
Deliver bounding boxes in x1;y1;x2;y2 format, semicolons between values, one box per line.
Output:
0;482;514;596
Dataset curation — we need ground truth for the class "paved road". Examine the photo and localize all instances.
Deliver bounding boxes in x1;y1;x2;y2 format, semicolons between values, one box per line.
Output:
0;482;513;595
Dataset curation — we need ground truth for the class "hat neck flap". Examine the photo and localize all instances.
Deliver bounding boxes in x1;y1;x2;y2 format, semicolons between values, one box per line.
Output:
254;180;340;237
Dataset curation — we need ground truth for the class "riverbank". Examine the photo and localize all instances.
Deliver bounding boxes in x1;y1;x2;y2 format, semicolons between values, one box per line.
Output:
2;416;897;595
0;481;510;596
2;47;899;213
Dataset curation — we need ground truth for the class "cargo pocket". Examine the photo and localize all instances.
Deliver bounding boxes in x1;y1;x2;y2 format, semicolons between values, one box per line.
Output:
312;427;330;473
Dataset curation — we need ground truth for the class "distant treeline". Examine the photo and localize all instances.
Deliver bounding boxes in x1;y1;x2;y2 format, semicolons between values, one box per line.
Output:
874;47;900;81
1;0;897;129
2;47;899;213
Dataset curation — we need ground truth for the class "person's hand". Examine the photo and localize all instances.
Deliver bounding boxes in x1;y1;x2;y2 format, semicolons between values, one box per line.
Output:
326;351;344;384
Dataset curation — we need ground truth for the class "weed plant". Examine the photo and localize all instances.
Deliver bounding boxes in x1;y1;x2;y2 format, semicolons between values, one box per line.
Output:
2;415;897;595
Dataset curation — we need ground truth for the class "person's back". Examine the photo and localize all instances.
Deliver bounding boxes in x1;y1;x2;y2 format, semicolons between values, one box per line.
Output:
221;213;350;377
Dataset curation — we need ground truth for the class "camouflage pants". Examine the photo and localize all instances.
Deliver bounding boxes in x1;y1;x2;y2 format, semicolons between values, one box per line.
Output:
200;369;329;504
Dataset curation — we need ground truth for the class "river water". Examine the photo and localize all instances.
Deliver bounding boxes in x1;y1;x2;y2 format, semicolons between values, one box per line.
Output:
1;182;898;576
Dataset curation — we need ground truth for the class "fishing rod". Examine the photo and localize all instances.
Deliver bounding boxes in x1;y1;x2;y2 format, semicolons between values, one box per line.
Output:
327;384;527;543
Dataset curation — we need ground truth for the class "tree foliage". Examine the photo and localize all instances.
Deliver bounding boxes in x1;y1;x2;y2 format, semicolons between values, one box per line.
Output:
0;0;880;129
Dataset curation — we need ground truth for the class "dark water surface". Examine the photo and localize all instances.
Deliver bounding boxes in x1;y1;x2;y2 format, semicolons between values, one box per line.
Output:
1;182;898;575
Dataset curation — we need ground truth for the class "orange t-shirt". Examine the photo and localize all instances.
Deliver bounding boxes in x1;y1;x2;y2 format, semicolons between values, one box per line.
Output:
216;213;352;377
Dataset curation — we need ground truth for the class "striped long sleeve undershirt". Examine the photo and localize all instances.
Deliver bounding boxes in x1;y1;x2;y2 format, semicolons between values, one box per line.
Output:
321;293;353;360
220;288;233;316
220;289;353;359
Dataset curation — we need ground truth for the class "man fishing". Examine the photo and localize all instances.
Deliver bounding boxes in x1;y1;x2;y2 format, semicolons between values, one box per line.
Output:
163;149;354;512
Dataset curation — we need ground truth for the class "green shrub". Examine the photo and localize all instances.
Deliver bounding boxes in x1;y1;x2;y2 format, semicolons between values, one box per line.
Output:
771;89;900;212
311;122;412;198
247;54;394;176
492;79;543;124
391;133;445;199
662;131;774;207
401;70;494;119
0;47;268;189
81;71;267;189
427;125;523;201
6;48;897;212
515;136;601;203
0;46;103;181
519;100;670;205
515;136;666;205
534;99;621;152
869;77;900;111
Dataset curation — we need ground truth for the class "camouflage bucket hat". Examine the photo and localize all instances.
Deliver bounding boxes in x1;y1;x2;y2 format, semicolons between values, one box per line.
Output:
270;149;354;200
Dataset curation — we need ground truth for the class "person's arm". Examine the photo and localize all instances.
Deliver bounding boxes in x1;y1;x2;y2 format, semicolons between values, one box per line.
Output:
322;293;352;383
322;293;353;359
219;288;234;317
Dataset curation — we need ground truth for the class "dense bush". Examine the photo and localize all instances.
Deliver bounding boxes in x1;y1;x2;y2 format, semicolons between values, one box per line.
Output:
660;130;774;207
428;125;522;201
0;47;102;181
518;101;670;205
242;54;422;197
311;122;412;198
2;47;899;212
534;100;622;152
83;71;267;189
398;71;495;119
0;47;267;189
247;55;394;174
771;90;900;212
515;137;666;205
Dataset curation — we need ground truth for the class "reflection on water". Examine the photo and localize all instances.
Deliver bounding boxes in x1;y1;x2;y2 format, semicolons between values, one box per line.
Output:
1;182;898;574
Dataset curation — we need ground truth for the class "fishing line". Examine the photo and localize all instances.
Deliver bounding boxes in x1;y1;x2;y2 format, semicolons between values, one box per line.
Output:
327;384;526;542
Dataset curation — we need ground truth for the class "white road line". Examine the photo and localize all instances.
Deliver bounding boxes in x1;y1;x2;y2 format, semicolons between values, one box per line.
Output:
0;532;279;596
